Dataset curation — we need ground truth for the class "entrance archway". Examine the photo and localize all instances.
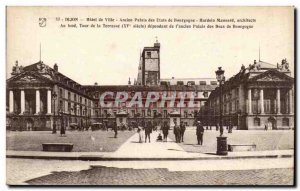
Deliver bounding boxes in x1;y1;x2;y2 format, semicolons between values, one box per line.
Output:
268;117;277;130
26;118;34;131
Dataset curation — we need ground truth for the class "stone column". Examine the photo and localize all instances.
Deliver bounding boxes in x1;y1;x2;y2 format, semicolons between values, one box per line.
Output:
260;89;264;114
20;90;25;114
9;90;14;113
248;88;252;114
277;89;281;114
47;90;52;114
35;90;40;114
289;88;293;114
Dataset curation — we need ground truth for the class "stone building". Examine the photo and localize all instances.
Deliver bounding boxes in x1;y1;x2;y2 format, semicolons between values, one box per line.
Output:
6;61;94;131
206;59;294;130
84;84;217;128
6;40;217;130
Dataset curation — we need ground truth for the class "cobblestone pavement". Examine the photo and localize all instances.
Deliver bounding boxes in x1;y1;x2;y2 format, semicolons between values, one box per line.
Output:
26;166;293;185
7;158;294;185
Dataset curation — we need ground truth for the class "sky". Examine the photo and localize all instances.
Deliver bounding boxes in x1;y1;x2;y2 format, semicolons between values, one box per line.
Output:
6;6;294;85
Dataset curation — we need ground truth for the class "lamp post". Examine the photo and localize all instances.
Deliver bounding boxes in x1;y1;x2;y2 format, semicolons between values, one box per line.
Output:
52;92;57;134
215;67;227;155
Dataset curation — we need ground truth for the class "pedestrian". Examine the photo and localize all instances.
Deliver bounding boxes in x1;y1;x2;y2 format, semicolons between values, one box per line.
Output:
145;121;152;143
196;121;204;145
137;126;143;143
173;120;181;143
265;123;268;131
162;121;169;142
180;121;186;142
113;121;118;138
216;123;219;131
60;119;66;136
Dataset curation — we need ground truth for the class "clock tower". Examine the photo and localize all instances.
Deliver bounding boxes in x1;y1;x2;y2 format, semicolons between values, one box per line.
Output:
138;39;161;86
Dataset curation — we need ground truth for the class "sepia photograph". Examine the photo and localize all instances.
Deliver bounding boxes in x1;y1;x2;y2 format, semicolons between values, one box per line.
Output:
5;6;295;186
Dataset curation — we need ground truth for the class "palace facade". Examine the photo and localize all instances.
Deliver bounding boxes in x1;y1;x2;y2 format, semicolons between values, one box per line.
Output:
6;40;294;131
6;41;217;130
205;59;294;130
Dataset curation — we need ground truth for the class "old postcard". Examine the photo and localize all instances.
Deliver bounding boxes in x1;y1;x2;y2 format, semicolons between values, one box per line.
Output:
6;6;294;186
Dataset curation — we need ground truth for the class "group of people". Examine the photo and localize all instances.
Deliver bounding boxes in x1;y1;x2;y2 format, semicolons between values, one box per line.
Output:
173;121;186;143
137;120;206;145
114;119;206;145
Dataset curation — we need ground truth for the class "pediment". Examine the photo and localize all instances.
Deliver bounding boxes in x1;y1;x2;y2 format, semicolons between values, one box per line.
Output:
7;72;53;84
256;73;285;81
249;70;293;82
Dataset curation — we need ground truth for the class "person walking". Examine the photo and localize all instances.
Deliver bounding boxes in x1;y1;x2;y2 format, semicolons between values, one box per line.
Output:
162;121;169;142
173;120;181;143
180;121;186;142
145;121;152;143
113;121;118;138
137;126;143;143
196;121;204;145
265;123;268;131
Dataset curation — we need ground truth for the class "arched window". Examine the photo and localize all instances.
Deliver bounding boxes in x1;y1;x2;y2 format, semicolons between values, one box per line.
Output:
282;118;289;126
254;117;260;126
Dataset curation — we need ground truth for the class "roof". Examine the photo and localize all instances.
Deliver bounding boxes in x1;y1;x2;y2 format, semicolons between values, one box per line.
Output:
8;61;93;98
84;84;217;93
257;60;277;69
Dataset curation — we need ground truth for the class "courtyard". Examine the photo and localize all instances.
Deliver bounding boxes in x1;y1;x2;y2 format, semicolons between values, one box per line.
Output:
168;129;294;154
6;130;135;152
6;128;294;153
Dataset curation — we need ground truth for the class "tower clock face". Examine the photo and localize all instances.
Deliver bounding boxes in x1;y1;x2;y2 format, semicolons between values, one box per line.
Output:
145;59;158;71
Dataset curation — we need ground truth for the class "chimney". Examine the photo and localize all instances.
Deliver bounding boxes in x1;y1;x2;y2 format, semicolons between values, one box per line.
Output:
154;37;160;48
54;63;58;72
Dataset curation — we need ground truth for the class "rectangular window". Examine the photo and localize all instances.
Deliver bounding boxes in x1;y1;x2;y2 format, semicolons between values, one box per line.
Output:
177;81;184;85
199;81;207;85
146;51;151;58
282;118;289;126
59;100;63;111
68;102;71;113
187;81;195;86
184;111;188;118
210;81;218;85
164;110;167;118
60;89;63;98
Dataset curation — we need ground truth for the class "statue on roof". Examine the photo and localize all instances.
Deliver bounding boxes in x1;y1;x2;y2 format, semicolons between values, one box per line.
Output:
278;58;290;72
11;60;23;75
241;64;245;71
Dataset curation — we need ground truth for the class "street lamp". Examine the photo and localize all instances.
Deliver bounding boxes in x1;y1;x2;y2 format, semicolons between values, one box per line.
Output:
215;67;225;136
215;67;227;155
52;91;57;134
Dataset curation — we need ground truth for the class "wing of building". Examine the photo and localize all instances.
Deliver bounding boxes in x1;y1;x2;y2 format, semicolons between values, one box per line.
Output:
7;61;94;131
206;59;294;130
